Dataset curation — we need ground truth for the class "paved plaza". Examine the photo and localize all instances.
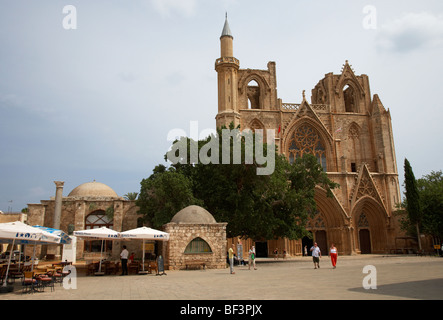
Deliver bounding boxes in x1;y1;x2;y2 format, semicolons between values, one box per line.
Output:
1;254;442;301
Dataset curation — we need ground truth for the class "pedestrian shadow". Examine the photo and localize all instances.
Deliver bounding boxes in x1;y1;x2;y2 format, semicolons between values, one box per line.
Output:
348;278;443;300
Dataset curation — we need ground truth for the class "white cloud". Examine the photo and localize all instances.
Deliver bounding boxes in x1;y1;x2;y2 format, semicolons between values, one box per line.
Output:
149;0;198;18
376;12;443;53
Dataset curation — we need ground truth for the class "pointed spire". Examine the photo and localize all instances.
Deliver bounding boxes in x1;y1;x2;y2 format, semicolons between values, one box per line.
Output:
221;12;233;39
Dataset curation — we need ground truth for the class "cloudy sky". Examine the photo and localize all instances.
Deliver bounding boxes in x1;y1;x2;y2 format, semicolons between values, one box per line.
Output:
1;0;442;212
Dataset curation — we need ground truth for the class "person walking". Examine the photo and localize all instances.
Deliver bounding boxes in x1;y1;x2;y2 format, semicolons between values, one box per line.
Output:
229;244;235;274
120;245;129;275
310;242;321;269
248;245;257;270
330;243;338;268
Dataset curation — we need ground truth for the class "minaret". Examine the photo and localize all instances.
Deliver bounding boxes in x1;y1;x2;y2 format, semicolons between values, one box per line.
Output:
215;14;240;129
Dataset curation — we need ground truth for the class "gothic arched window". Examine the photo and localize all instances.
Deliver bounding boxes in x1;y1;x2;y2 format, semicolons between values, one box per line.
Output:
247;80;260;109
288;124;327;171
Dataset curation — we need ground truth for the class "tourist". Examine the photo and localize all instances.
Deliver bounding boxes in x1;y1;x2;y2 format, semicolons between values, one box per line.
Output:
248;245;257;270
120;245;129;275
304;245;308;257
129;252;135;264
274;248;278;260
310;242;321;269
229;244;235;274
330;243;338;268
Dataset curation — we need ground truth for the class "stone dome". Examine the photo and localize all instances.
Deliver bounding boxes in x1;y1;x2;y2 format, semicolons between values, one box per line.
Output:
171;205;217;224
68;181;119;198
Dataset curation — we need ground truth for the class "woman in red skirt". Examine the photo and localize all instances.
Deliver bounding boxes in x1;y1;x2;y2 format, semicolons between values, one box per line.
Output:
330;243;338;268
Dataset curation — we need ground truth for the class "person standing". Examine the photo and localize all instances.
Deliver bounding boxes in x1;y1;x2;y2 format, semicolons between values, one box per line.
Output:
228;244;235;274
330;243;338;268
120;245;129;275
248;245;257;270
310;242;321;269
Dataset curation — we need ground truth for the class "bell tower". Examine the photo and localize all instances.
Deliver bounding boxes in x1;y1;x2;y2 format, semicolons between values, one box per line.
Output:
215;14;240;129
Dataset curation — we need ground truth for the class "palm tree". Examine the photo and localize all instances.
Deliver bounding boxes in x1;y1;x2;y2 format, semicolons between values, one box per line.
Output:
123;192;138;201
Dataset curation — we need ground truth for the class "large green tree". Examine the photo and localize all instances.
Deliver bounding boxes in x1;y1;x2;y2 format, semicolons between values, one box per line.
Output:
417;170;443;240
136;164;202;229
138;126;338;240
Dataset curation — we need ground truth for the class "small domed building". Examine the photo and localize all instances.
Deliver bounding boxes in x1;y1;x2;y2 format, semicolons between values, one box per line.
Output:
27;180;139;260
163;205;227;270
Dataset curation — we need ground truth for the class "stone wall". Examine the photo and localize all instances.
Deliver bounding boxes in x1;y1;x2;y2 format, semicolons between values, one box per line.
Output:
163;222;227;270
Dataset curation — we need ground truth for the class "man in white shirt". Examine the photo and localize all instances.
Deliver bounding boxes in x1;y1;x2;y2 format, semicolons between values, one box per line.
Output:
120;245;129;275
310;242;321;269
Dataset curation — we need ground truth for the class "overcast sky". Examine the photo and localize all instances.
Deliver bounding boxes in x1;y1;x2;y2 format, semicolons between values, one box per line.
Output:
1;0;442;212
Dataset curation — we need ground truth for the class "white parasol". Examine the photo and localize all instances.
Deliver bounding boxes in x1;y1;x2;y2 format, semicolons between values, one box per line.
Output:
120;227;169;274
0;221;57;288
73;227;120;275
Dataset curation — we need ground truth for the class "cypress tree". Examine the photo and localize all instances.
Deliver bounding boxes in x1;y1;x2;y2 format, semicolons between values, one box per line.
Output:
404;158;422;250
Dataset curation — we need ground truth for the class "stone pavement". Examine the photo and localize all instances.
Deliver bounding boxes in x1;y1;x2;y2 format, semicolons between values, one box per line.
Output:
1;254;442;301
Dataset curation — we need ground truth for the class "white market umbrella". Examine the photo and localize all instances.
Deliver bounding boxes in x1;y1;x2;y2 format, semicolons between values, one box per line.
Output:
0;221;49;287
120;227;169;273
73;227;120;274
0;223;61;273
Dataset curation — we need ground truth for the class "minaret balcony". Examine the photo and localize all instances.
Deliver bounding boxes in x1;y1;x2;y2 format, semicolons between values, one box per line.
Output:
215;57;240;68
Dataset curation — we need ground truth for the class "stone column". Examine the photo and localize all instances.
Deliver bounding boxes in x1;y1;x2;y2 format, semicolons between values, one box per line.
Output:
53;181;64;229
50;181;64;259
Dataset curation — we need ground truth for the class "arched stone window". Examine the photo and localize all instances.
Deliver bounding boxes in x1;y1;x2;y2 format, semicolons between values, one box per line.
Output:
288;124;327;171
84;210;113;252
347;123;361;172
184;237;212;254
343;84;357;112
247;80;260;109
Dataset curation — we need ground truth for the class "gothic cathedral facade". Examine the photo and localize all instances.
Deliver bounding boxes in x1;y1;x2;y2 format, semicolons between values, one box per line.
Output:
216;17;403;255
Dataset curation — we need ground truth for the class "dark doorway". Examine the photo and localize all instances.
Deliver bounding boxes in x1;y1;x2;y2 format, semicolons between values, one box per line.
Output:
359;229;372;254
315;230;328;256
302;233;314;256
255;241;268;257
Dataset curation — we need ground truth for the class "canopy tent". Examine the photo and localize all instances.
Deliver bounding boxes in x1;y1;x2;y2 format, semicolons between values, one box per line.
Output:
73;227;120;275
0;222;62;279
33;225;71;245
0;221;62;288
120;227;169;274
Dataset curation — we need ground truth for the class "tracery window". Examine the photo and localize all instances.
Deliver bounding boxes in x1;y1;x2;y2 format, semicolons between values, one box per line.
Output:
358;212;369;228
288;124;327;171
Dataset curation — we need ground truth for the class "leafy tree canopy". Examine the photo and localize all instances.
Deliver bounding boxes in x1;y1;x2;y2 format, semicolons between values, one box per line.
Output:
137;125;339;240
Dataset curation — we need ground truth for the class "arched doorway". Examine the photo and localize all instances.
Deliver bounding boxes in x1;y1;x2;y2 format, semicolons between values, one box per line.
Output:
302;232;313;256
353;197;388;254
